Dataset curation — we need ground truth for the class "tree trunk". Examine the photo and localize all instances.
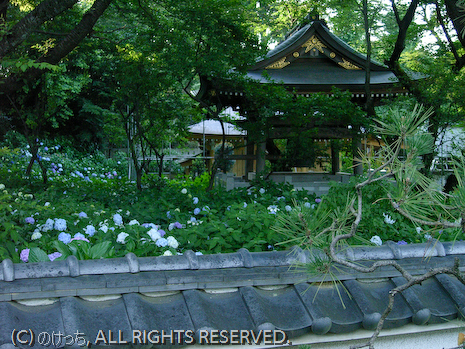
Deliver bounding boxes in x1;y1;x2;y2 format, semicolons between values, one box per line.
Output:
444;0;465;70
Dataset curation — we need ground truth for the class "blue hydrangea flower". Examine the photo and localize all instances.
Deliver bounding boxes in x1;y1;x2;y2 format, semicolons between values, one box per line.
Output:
156;238;168;247
78;212;88;219
166;211;172;219
54;218;67;231
194;208;201;215
193;197;199;205
113;213;123;225
58;232;72;244
304;202;311;208
285;205;292;212
84;225;96;237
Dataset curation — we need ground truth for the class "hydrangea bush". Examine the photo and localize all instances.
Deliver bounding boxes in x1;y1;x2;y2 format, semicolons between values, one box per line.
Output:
1;135;461;263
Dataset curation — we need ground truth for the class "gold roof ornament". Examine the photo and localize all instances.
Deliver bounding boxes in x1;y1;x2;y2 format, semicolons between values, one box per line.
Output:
338;58;362;70
265;57;290;69
302;35;327;53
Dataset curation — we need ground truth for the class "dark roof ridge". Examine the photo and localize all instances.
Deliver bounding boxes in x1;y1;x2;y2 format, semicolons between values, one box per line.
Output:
1;241;464;282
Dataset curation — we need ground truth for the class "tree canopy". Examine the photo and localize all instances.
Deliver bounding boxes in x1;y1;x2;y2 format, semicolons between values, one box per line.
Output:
0;0;464;174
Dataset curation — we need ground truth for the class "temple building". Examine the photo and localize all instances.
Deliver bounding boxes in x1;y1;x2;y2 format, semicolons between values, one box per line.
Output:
196;13;422;178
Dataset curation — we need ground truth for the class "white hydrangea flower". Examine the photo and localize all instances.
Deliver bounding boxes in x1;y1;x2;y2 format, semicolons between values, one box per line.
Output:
116;232;129;244
383;213;396;225
128;219;140;226
181;188;188;194
415;226;422;234
147;229;161;241
99;225;109;233
167;236;179;249
31;231;42;240
370;235;383;246
163;250;173;256
259;188;265;194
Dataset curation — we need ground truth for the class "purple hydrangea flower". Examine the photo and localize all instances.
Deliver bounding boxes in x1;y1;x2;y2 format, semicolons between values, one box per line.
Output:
48;252;62;261
315;198;322;203
397;240;408;245
158;229;166;237
173;222;183;229
25;217;35;224
20;249;30;263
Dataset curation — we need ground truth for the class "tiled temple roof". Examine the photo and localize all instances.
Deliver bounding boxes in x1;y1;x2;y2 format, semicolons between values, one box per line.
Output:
1;241;465;348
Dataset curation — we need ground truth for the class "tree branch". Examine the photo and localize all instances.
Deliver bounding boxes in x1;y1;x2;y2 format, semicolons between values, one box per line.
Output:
388;0;420;66
0;0;79;59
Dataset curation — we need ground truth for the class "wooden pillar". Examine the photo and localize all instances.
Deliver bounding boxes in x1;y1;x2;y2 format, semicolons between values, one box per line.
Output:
352;137;363;175
256;141;266;174
330;140;340;175
245;139;255;179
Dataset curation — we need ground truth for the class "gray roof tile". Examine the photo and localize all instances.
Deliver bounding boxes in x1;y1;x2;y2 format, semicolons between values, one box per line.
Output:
123;292;195;342
1;243;465;346
240;285;312;336
184;289;255;332
295;282;363;334
0;301;65;348
60;296;132;343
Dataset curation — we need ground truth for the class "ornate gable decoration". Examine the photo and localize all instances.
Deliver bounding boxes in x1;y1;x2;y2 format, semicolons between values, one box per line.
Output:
338;57;362;70
265;57;290;70
302;35;326;53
